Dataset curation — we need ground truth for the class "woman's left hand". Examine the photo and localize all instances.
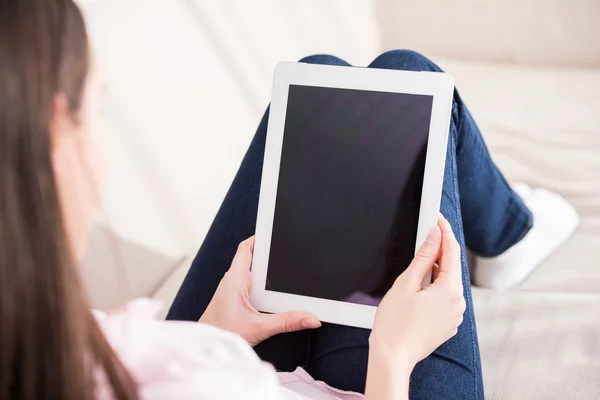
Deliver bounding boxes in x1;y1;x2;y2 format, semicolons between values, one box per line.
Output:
199;236;322;346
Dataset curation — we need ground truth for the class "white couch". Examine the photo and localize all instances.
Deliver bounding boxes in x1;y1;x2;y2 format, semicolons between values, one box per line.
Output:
79;0;600;398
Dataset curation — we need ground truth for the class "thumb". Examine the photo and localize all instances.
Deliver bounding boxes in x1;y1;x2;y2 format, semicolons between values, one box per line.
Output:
433;215;462;286
228;236;255;277
259;311;321;339
404;224;442;290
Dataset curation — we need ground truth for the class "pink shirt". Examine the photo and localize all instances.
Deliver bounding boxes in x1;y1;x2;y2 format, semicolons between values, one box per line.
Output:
94;299;364;400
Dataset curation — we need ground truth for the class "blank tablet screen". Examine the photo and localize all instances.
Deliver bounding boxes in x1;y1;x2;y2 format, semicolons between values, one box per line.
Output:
266;84;434;306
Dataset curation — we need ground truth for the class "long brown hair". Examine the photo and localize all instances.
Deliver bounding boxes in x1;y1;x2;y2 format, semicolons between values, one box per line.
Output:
0;1;138;398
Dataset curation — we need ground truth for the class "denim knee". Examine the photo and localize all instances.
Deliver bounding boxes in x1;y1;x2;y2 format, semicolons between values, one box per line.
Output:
299;54;351;67
369;50;442;73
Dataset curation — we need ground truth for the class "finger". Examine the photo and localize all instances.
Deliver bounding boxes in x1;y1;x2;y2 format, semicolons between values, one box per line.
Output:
260;311;321;338
399;224;442;290
229;237;255;276
447;327;459;340
247;236;255;253
431;262;441;282
435;215;462;288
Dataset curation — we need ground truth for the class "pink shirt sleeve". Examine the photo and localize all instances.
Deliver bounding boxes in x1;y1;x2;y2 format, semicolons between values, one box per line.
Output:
94;299;363;400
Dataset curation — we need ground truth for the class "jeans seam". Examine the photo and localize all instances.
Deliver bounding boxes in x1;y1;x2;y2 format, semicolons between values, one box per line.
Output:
505;198;534;242
449;131;480;400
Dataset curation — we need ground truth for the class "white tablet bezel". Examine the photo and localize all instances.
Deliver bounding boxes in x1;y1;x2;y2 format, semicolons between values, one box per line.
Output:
250;62;454;329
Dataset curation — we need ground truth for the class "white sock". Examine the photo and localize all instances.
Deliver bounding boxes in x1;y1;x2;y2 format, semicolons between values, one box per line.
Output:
473;183;579;290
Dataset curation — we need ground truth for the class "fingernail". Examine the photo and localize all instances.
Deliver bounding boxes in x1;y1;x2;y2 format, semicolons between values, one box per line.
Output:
425;226;441;244
301;319;321;329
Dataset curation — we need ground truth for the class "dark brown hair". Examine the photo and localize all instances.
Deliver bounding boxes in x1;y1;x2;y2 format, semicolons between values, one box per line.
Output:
0;1;138;398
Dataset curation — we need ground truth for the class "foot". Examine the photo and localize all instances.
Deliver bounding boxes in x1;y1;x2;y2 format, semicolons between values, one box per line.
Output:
473;183;579;290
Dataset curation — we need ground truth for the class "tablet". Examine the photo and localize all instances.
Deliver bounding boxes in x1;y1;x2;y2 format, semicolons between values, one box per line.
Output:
250;62;454;329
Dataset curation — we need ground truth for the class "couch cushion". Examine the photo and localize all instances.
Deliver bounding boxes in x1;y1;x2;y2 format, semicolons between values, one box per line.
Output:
473;289;600;399
81;226;184;309
375;0;600;67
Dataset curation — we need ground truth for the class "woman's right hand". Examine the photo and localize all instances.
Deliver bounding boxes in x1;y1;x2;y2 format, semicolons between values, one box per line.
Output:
366;214;466;399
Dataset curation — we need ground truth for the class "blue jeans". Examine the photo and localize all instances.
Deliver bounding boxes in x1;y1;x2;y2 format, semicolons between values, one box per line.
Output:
167;50;532;399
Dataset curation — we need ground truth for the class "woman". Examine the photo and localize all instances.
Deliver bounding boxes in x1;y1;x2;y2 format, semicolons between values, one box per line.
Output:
0;0;578;399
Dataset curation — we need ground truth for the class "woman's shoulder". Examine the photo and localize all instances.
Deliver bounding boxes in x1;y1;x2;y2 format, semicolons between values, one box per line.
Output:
94;298;287;399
